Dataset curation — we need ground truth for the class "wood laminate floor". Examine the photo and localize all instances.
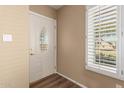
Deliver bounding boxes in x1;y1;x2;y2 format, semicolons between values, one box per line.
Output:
30;73;81;88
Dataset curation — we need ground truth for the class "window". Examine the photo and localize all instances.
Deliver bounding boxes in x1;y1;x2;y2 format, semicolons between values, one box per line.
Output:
40;27;48;51
86;5;124;80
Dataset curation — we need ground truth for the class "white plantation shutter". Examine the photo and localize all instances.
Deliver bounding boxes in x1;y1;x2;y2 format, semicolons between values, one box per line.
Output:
87;6;119;73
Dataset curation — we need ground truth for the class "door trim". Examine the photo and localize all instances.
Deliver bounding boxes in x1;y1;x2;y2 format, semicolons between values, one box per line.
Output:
29;11;56;22
29;11;57;74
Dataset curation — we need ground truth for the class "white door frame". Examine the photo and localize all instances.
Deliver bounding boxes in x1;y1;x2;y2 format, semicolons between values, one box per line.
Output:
29;11;57;76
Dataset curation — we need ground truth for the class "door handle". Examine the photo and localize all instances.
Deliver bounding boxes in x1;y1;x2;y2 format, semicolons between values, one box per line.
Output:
30;53;35;55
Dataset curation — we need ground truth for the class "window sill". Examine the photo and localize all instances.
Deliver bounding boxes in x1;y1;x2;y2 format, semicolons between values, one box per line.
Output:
85;65;121;80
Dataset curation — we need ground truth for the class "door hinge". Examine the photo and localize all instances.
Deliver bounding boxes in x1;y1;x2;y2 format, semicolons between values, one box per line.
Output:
54;66;57;70
121;31;123;36
54;25;57;29
85;35;87;39
121;70;124;75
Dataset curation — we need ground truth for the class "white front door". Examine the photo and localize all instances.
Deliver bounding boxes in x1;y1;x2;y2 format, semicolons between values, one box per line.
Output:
29;12;56;83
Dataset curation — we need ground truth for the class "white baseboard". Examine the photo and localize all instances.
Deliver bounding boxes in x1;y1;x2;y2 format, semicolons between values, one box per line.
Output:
56;72;87;88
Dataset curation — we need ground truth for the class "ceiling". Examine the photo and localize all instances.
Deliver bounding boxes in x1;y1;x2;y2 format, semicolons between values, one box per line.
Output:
49;5;63;10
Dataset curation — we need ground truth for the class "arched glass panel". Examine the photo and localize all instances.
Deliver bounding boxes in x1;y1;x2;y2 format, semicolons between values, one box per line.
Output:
40;27;48;51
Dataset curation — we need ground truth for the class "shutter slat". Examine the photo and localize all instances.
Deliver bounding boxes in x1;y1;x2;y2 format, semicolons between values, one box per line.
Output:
88;15;116;23
88;10;116;20
87;5;117;68
88;19;116;27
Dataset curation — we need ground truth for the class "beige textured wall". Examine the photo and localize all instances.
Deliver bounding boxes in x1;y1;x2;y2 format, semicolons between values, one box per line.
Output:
29;5;57;19
0;6;29;88
57;5;124;88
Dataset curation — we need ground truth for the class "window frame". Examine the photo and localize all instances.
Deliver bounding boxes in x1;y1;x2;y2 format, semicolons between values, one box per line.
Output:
85;5;124;80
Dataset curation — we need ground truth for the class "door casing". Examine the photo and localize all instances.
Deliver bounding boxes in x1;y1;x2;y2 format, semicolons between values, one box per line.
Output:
29;11;57;83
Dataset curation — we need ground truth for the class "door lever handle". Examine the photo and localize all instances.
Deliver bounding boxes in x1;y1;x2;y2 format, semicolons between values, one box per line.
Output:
30;53;35;55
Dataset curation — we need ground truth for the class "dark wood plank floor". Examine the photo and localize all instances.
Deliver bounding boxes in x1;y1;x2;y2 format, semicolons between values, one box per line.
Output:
30;73;81;88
